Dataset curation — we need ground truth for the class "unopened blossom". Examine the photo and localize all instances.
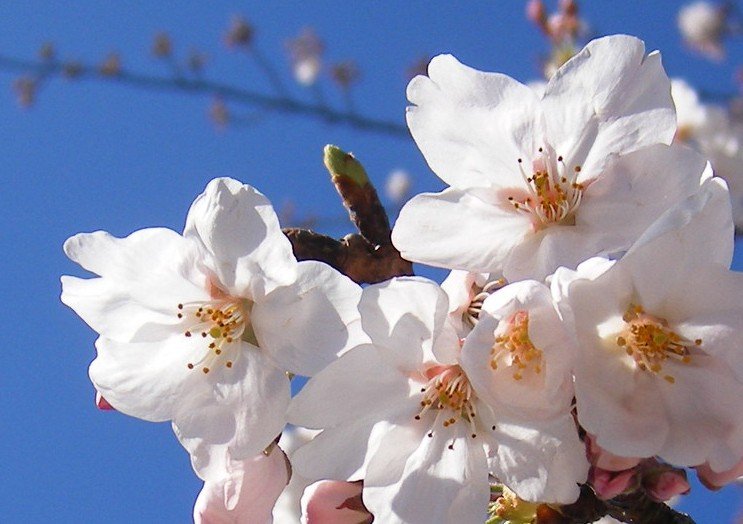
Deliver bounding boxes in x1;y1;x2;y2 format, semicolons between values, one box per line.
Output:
193;445;289;524
556;178;743;471
393;35;704;281
62;178;365;475
290;278;587;524
301;481;372;523
678;1;727;59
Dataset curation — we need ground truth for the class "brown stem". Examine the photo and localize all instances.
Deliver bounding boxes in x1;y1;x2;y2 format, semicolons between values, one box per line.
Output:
283;228;413;284
537;486;696;524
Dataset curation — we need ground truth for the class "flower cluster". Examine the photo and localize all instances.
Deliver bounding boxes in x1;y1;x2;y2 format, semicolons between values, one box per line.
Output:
62;34;743;523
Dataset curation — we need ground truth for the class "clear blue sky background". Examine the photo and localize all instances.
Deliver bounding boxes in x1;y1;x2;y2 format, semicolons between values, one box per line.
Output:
1;2;741;522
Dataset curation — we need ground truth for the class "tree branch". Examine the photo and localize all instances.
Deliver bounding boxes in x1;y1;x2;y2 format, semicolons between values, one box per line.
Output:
0;53;410;138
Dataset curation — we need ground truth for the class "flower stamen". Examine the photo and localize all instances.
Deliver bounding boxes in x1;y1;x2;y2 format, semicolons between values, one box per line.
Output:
491;310;544;381
617;303;698;384
177;299;253;372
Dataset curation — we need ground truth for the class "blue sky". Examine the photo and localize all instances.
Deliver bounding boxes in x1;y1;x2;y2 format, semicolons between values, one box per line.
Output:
1;2;742;522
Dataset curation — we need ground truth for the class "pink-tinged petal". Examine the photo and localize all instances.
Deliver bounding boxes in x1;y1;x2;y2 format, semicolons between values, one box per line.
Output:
407;54;542;190
359;277;452;371
273;427;319;523
696;458;743;489
543;35;675;177
301;481;372;524
184;178;297;300
488;415;588;504
392;188;531;274
89;337;204;422
287;345;411;430
253;260;368;377
364;423;490;524
174;346;291;474
193;446;289;524
578;144;709;255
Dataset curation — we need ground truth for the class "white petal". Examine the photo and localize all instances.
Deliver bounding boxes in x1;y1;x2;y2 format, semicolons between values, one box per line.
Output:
543;35;675;177
287;345;411;429
488;415;588;504
392;188;531;274
62;228;209;340
174;346;291;472
407;54;542;190
253;260;367;377
359;277;451;370
364;423;490;524
184;178;298;299
578;144;708;254
193;446;289;524
621;177;734;311
89;336;201;422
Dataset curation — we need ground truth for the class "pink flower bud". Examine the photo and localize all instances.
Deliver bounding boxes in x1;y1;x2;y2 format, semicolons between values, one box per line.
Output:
301;480;372;523
526;0;548;29
95;391;115;411
696;458;743;489
643;468;690;502
590;467;637;500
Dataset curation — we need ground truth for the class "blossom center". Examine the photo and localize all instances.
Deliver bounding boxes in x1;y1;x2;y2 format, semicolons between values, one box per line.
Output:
616;303;699;384
415;364;478;441
507;148;584;230
491;310;543;381
177;298;254;374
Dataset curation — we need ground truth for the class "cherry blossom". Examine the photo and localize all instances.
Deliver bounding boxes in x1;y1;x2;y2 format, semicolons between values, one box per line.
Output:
555;178;743;471
289;277;587;523
392;35;707;281
62;177;365;475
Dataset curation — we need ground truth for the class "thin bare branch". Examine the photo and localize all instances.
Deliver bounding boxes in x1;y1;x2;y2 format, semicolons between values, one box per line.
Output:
0;53;409;138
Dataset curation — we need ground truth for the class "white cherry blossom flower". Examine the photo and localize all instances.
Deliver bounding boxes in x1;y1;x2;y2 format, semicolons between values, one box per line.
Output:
193;445;289;524
392;35;704;281
61;177;365;475
289;278;587;524
555;178;743;472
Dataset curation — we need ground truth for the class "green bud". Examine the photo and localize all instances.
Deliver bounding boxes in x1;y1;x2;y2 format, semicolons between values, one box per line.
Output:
323;144;369;187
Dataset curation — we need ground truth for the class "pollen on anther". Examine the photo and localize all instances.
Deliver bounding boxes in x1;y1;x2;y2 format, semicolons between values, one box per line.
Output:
215;349;222;355
414;415;421;420
187;363;194;369
177;304;184;310
226;361;233;368
448;444;454;450
695;339;702;345
574;165;582;172
185;331;192;337
177;313;183;319
202;367;210;374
